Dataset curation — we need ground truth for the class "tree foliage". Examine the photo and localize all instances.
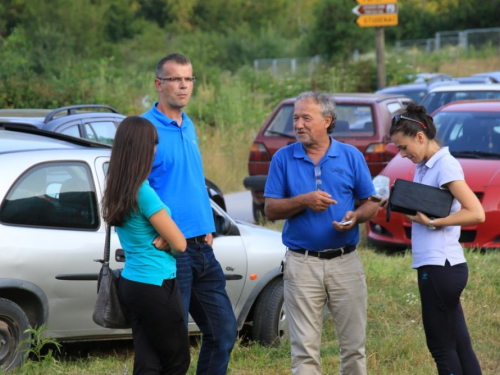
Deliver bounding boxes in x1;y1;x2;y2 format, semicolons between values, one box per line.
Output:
0;0;499;109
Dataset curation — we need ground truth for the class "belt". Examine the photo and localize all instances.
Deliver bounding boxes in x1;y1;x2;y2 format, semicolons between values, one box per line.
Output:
289;245;356;259
186;235;207;244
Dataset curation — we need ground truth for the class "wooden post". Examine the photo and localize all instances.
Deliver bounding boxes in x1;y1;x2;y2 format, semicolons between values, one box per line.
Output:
375;27;386;89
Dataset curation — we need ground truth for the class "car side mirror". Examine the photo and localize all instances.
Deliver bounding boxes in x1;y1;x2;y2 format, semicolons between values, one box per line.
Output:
214;214;232;236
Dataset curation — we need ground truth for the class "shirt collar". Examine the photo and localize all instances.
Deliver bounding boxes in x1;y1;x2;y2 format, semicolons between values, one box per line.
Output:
151;102;187;127
293;136;340;160
417;146;450;170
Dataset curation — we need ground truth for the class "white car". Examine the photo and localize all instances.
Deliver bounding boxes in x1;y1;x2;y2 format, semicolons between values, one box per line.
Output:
421;83;500;113
0;125;288;371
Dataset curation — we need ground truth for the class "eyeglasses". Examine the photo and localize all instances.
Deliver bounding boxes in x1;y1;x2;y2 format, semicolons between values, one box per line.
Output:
391;114;426;130
157;77;196;84
314;166;322;191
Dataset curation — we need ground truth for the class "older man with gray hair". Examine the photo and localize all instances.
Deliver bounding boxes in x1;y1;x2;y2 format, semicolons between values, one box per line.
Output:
264;91;379;374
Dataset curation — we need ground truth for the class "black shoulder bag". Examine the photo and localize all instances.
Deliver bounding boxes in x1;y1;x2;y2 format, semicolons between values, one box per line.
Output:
386;178;454;222
92;225;130;329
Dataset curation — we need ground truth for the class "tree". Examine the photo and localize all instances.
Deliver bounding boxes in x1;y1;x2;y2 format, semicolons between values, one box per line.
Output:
305;0;374;61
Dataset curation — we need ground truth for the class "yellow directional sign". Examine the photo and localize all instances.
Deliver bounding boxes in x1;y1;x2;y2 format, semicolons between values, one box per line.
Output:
355;0;397;4
355;13;398;27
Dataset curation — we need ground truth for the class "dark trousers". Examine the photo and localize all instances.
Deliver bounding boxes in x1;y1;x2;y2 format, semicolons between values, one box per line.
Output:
176;242;237;375
417;261;482;375
119;276;190;375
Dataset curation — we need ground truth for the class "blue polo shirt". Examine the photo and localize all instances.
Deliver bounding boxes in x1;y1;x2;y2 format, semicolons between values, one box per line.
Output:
118;180;176;286
264;138;375;251
142;103;215;238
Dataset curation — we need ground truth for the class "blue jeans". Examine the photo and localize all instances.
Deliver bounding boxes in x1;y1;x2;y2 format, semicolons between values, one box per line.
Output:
176;242;237;375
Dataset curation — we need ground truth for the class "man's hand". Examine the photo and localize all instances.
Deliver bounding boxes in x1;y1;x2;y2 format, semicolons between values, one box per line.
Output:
205;232;214;246
306;191;337;212
332;211;356;231
152;235;170;251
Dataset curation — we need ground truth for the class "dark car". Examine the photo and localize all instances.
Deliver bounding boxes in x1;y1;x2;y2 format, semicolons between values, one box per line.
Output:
367;99;500;250
451;76;495;84
375;80;459;104
243;93;413;221
473;70;500;83
0;105;124;145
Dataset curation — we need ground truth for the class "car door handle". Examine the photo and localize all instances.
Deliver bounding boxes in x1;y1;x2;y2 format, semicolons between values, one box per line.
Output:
55;273;98;281
225;274;243;280
115;248;125;262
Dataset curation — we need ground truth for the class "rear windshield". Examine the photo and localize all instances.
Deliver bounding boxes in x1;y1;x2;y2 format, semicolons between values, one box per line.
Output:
264;104;375;138
422;90;500;113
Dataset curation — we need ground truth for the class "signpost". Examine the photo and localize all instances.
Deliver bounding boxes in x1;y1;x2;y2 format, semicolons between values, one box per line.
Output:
352;0;398;89
355;14;398;28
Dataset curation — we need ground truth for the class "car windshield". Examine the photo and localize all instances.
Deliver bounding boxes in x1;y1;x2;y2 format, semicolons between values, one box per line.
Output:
422;90;500;113
434;111;500;158
265;104;375;138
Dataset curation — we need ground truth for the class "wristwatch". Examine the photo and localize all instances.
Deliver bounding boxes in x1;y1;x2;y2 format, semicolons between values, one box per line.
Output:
428;217;436;230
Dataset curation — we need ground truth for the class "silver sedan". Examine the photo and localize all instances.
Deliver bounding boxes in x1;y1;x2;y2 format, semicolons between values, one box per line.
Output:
0;125;288;371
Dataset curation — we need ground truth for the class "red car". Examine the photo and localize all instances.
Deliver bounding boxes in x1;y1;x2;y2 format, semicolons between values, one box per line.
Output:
244;93;413;221
367;99;500;250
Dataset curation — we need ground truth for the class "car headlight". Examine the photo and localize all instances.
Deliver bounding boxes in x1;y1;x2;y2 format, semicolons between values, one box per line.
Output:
372;175;391;199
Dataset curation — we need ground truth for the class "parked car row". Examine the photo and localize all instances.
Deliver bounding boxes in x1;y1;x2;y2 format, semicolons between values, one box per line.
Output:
0;124;290;371
376;74;500;107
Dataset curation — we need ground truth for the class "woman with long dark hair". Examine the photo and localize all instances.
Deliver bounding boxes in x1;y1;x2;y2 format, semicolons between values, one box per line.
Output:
102;116;190;375
384;104;484;375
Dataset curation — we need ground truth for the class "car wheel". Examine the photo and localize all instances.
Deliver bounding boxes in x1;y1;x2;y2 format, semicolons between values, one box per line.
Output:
252;278;288;346
0;298;31;371
252;201;265;223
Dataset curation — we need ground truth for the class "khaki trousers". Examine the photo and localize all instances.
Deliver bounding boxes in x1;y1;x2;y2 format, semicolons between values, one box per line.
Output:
284;250;367;375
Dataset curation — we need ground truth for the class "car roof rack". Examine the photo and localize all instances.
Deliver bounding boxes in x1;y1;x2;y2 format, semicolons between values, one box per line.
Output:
0;123;112;149
44;105;121;124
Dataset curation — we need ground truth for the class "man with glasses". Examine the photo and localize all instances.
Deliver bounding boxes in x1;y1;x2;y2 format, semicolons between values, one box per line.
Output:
142;53;237;374
264;91;379;375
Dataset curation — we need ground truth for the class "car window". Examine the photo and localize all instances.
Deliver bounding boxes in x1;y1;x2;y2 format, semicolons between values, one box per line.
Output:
86;121;116;145
334;104;375;136
405;91;427;104
0;162;99;230
84;124;98;142
60;125;81;138
386;102;404;115
435;111;500;155
423;91;500;113
265;105;294;137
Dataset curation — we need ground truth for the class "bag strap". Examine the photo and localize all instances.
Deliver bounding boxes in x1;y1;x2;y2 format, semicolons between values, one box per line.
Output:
104;224;111;263
385;185;394;222
95;224;112;293
94;224;111;265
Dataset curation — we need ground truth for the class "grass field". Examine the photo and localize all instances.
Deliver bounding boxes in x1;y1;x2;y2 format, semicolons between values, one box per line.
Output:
7;246;500;375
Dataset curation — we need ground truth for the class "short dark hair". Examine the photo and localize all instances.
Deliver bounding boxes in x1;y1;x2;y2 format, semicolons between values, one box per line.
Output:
295;91;337;134
155;54;191;77
102;116;159;226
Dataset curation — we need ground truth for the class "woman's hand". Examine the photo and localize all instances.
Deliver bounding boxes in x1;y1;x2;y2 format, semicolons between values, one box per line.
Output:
404;211;430;226
152;235;170;251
